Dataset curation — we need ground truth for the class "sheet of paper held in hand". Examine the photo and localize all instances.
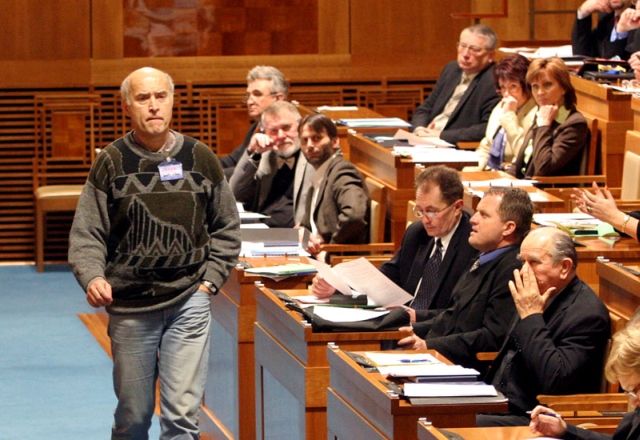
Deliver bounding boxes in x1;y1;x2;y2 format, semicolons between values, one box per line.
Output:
307;257;413;307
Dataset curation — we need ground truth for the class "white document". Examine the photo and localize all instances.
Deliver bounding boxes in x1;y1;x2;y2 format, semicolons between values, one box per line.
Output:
316;105;358;111
403;382;498;397
311;305;389;322
533;212;602;227
393;129;454;148
407;148;479;165
337;117;411;128
306;257;413;307
364;352;441;367
462;178;536;188
378;364;480;378
306;258;354;297
240;242;309;257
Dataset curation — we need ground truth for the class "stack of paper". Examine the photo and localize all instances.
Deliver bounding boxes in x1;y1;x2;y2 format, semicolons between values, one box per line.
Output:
244;263;317;277
403;382;498;398
336;117;411;128
306;257;413;307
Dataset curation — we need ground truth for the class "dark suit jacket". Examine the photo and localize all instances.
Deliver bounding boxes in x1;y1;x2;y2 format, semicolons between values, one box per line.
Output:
411;61;500;145
510;110;589;179
572;12;630;59
486;277;610;416
379;213;477;317
564;409;640;440
221;120;259;179
413;245;520;372
229;148;306;227
301;155;369;245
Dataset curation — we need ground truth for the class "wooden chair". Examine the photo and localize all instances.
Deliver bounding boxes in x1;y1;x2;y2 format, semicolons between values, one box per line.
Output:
323;176;396;264
33;94;101;271
533;116;607;200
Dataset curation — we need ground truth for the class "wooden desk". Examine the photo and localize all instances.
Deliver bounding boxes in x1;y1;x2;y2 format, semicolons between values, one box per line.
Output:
200;257;313;440
253;286;403;440
417;422;534;440
349;133;481;246
574;237;640;292
597;260;640;320
571;75;633;187
327;347;508;440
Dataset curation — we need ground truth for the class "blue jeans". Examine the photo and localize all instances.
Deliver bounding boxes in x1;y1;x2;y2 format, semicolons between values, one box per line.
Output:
108;291;211;440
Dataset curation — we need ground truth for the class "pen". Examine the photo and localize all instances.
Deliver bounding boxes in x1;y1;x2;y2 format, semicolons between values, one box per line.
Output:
400;358;431;363
526;410;561;419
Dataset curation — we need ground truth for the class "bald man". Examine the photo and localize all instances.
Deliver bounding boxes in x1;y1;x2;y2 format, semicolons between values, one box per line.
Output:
69;67;241;438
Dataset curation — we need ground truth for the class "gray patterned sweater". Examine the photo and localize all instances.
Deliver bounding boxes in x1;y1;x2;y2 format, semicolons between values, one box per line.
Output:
68;131;241;314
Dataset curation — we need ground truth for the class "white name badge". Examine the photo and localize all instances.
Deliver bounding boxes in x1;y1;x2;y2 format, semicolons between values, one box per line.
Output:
158;159;184;181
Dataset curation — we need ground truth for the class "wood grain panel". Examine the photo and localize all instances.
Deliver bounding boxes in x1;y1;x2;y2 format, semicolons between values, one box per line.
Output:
0;0;90;59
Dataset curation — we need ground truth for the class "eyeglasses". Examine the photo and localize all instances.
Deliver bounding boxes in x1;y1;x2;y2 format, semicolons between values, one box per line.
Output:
413;202;456;220
244;90;278;101
457;42;487;55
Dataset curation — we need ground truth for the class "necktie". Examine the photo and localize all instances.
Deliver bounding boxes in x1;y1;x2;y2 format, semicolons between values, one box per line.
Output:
487;128;506;170
413;239;443;310
430;75;472;132
469;257;480;272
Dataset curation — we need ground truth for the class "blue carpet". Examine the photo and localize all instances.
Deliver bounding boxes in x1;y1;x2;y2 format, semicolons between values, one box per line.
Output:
0;265;159;439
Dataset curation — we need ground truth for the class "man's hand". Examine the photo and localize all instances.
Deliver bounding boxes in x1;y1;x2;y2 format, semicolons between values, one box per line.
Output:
397;326;428;349
578;0;613;16
508;263;555;319
629;51;640;79
414;126;441;137
536;105;558;127
86;277;113;308
529;405;567;437
617;7;640;32
310;275;336;299
247;132;275;155
306;233;324;256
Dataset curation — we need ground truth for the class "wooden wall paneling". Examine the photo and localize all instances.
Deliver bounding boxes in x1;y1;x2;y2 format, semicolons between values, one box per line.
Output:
0;0;90;60
91;0;124;59
318;0;350;54
531;0;581;41
349;0;471;77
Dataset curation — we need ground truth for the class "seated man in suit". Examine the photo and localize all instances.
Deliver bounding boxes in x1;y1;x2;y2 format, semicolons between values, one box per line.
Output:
572;0;633;59
229;101;312;227
398;188;533;372
478;227;610;426
311;165;477;322
221;65;288;178
411;24;500;145
298;114;370;257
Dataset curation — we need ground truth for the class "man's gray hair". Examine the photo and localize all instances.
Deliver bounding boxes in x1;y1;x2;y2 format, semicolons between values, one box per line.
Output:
548;229;578;269
261;101;301;123
120;67;175;105
247;65;289;97
463;24;498;51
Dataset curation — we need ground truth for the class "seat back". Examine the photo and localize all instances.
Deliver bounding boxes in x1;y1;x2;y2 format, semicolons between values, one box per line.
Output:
621;131;640;200
406;200;416;229
33;93;102;189
533;116;606;194
365;176;387;242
